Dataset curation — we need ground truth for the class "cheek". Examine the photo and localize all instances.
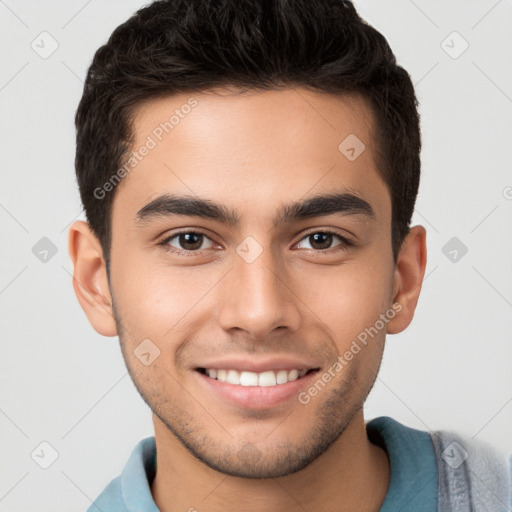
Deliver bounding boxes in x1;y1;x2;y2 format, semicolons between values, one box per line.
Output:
111;253;223;338
300;258;393;345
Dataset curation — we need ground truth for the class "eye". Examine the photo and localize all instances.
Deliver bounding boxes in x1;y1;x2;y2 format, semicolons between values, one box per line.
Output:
158;229;352;257
295;231;352;251
161;231;216;253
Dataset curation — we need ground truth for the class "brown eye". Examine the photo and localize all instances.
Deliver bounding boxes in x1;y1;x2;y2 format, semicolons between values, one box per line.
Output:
295;231;350;251
308;232;333;250
165;232;214;252
178;233;203;250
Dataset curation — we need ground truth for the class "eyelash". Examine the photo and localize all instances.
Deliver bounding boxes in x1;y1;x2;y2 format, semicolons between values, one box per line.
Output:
157;229;354;257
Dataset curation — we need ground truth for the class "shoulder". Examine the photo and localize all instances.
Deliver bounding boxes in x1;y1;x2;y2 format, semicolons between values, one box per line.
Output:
366;416;512;511
86;476;125;512
366;415;436;461
366;416;438;511
430;428;512;511
86;436;158;512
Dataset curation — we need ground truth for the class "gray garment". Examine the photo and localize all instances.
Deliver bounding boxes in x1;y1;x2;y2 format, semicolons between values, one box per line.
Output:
431;429;511;511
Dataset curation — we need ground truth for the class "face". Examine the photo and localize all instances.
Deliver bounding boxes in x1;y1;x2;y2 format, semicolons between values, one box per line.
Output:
107;87;397;478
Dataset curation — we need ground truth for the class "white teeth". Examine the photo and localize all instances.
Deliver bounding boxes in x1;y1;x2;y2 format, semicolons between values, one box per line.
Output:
203;368;310;386
288;369;299;381
258;371;277;387
276;370;288;384
240;371;259;386
226;369;240;385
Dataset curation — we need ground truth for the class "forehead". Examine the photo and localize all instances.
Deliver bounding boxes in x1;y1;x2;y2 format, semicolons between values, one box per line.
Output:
112;87;389;227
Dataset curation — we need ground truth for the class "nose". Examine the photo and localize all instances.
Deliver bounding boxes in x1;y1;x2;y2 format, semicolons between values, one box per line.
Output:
217;244;302;339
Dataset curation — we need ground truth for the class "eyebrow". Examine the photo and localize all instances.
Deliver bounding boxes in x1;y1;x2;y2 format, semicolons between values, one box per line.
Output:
135;190;375;228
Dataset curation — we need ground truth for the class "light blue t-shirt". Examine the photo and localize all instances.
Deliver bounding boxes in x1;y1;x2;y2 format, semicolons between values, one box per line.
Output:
86;416;511;511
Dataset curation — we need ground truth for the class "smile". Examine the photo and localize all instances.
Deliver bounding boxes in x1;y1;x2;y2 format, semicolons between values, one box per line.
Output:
198;368;314;387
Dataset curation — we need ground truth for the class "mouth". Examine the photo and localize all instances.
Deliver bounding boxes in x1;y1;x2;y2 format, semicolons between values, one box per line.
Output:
196;367;319;387
194;364;321;409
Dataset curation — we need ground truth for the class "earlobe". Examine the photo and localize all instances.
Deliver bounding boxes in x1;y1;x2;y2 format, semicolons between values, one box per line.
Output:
68;220;118;337
387;225;427;335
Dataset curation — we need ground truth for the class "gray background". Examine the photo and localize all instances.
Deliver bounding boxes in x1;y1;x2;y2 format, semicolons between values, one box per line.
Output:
1;0;511;510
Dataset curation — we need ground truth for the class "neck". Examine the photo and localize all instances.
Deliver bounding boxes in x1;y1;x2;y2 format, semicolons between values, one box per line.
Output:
151;410;389;512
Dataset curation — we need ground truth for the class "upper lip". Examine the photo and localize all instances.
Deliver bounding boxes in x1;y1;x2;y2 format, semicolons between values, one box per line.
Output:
195;356;320;373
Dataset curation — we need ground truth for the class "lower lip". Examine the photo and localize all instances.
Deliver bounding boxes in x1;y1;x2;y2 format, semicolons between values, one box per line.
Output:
195;370;319;409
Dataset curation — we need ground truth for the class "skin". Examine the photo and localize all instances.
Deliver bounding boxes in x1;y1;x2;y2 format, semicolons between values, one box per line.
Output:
69;87;427;511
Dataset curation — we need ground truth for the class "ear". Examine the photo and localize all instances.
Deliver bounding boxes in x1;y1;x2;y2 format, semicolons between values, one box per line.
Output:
387;225;427;334
68;220;117;337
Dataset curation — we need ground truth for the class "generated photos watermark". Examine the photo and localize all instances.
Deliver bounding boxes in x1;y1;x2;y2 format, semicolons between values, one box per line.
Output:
94;97;198;200
298;301;402;405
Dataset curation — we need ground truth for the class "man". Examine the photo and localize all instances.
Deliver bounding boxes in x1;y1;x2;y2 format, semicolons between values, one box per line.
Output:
68;0;511;510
